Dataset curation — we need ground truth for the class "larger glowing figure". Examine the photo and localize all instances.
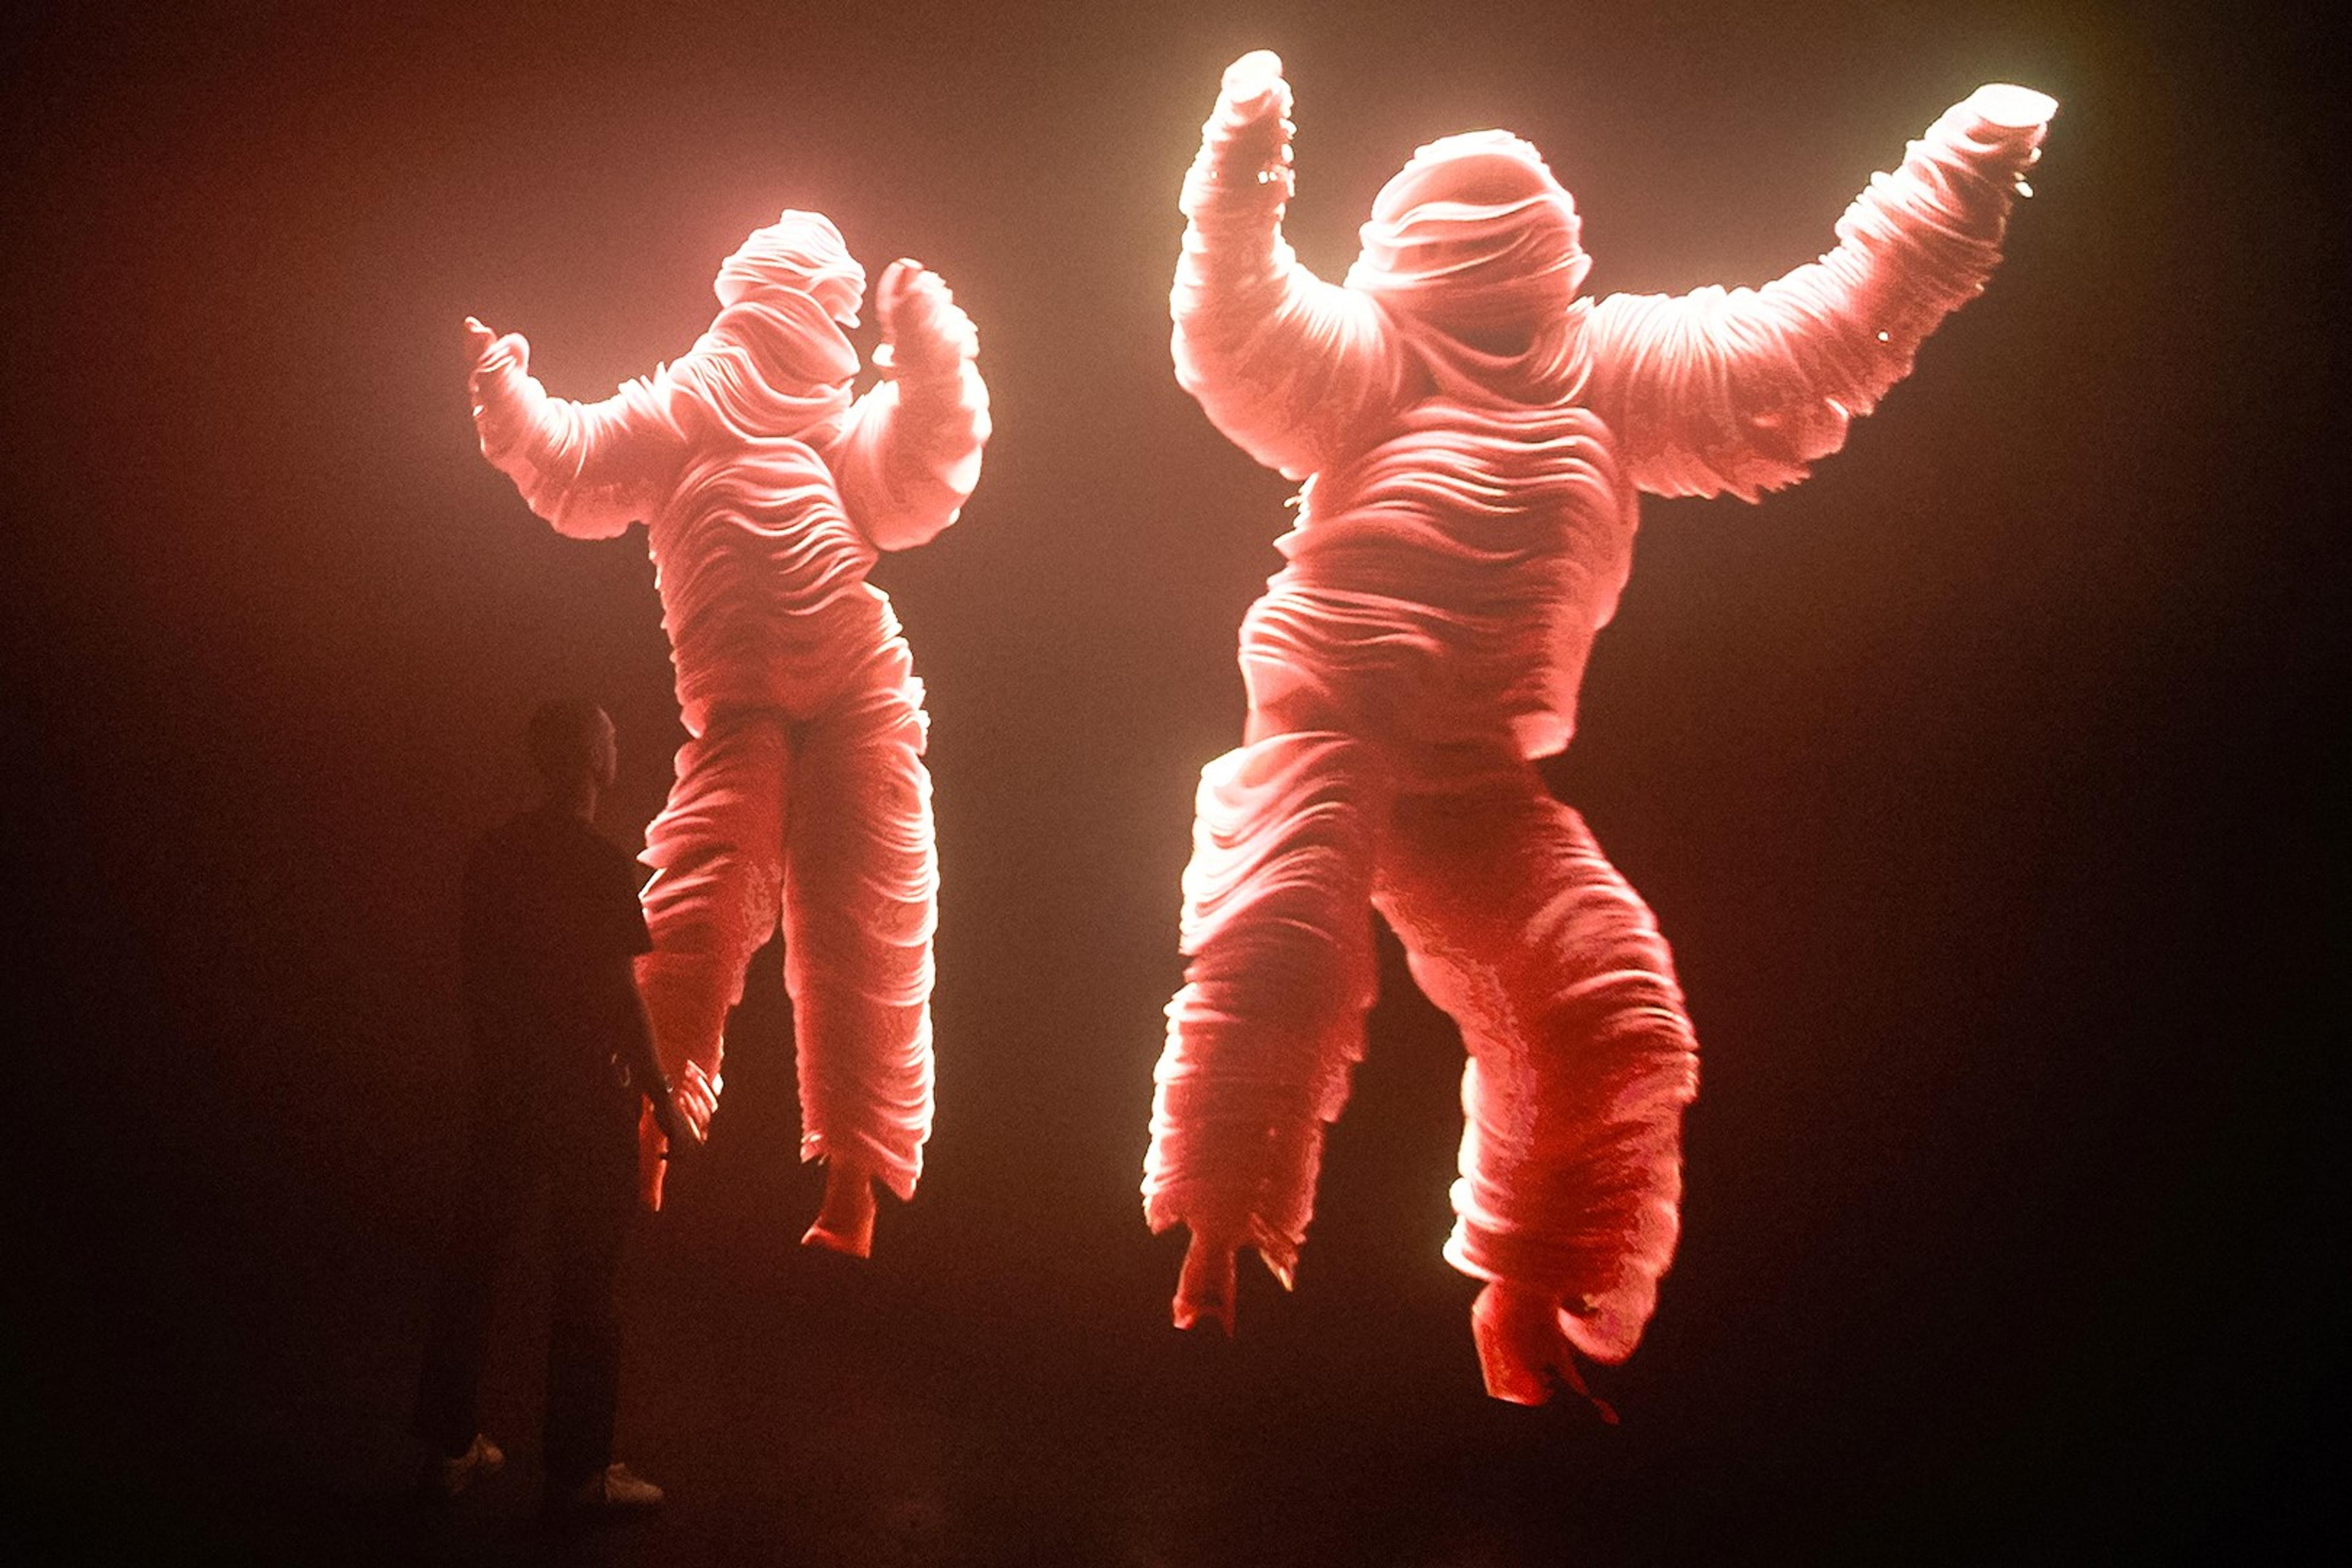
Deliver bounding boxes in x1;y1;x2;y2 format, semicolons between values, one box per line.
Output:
466;213;988;1254
1145;53;2052;1402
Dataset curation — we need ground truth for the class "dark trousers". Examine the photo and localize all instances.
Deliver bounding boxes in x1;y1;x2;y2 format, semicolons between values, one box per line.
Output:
414;1079;638;1486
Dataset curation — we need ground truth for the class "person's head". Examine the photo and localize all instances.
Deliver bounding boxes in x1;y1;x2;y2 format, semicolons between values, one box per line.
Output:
713;210;865;328
526;699;617;794
1344;132;1591;347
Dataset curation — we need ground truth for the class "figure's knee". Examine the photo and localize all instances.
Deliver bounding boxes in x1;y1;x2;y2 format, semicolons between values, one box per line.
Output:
645;718;790;859
641;718;793;947
787;688;937;876
1419;790;1684;1023
780;755;938;960
812;647;930;764
1183;731;1384;938
641;857;783;966
1160;734;1386;1137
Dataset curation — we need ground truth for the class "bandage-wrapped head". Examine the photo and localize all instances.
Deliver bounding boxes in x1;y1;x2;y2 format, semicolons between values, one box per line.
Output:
1344;132;1591;334
715;209;867;326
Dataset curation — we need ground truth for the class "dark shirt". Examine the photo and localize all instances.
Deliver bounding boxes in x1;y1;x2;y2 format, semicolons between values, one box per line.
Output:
461;807;653;1106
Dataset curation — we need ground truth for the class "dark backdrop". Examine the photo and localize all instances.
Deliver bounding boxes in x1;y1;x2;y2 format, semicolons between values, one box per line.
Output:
2;2;2340;1561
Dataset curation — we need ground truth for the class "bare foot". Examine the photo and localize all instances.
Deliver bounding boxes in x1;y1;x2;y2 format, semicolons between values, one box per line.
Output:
1471;1281;1617;1420
1173;1224;1241;1334
801;1154;878;1258
1968;83;2058;132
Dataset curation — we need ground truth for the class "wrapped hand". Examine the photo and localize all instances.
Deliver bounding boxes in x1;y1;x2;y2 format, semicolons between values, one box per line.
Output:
874;260;978;379
462;315;527;376
1191;50;1295;206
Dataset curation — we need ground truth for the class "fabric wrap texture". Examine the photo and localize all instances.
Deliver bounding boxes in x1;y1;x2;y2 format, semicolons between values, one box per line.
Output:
471;213;988;1203
1149;80;2043;1360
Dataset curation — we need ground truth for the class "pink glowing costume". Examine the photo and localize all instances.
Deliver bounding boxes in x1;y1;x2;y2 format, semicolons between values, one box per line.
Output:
467;213;988;1235
1145;53;2051;1400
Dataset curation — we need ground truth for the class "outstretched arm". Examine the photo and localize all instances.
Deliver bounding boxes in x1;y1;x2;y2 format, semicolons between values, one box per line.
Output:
1585;85;2056;502
834;261;990;552
464;317;691;539
1172;51;1404;481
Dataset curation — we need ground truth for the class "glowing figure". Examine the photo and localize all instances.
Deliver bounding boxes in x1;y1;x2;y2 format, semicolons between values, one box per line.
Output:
1145;52;2052;1403
466;213;988;1254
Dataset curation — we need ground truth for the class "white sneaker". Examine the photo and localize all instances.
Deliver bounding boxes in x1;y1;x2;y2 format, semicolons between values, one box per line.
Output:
421;1433;504;1498
548;1461;665;1513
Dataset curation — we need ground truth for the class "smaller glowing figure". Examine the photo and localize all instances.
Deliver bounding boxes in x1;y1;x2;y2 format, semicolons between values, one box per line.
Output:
1145;52;2052;1403
466;213;988;1254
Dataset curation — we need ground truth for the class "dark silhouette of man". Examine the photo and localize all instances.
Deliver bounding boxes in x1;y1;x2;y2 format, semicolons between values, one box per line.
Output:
414;700;708;1512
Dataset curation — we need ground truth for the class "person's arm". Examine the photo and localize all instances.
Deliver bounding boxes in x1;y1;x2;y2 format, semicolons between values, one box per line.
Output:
615;978;704;1149
598;862;707;1180
625;977;717;1213
457;843;501;1066
1583;85;2054;502
1171;51;1405;481
832;261;990;552
464;317;692;538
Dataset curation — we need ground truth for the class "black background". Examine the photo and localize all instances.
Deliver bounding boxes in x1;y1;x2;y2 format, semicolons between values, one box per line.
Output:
2;2;2340;1561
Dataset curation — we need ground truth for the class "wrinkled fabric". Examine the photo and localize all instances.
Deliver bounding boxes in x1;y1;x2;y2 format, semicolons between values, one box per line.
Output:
1150;76;2045;1362
471;211;987;1203
1584;92;2045;501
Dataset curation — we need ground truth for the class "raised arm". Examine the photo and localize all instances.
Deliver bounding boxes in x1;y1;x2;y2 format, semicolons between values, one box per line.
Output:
1585;85;2056;502
833;261;990;552
1172;51;1404;481
464;317;693;539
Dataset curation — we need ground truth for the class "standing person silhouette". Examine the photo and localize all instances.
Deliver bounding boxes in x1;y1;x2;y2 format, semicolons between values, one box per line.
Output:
413;700;708;1513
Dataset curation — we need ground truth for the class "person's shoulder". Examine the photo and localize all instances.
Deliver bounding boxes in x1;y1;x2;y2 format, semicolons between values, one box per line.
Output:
590;829;646;893
462;816;536;914
472;809;546;860
477;807;603;878
535;812;639;880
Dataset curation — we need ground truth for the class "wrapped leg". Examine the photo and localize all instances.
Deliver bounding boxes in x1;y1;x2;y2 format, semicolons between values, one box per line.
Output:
1144;731;1384;1284
781;645;937;1206
1375;761;1698;1367
635;716;790;1205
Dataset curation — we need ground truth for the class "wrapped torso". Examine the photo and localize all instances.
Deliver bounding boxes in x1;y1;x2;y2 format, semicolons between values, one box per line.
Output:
650;429;891;733
1176;86;2046;762
472;292;987;734
1246;369;1634;761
